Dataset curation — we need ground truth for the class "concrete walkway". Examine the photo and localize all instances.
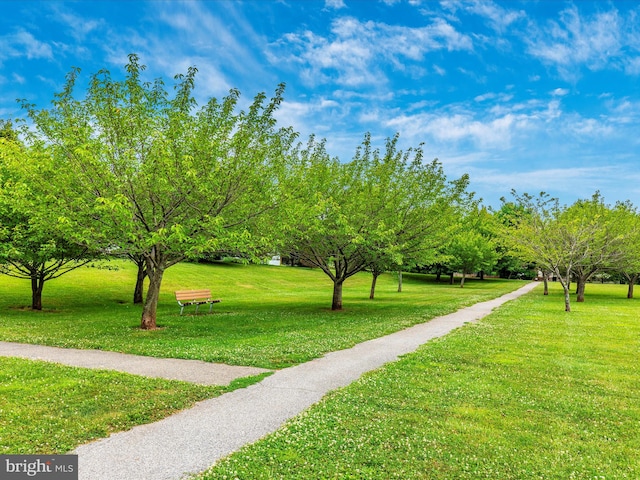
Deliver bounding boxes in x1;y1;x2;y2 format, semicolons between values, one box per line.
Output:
0;342;270;386
2;282;538;479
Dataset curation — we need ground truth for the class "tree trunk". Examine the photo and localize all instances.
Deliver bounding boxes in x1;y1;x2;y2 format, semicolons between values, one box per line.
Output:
563;284;571;312
460;273;465;288
627;274;637;299
31;275;44;311
543;274;549;295
369;273;378;300
141;264;165;329
554;267;572;312
134;260;147;304
332;280;343;310
576;277;586;302
449;272;454;285
397;271;403;293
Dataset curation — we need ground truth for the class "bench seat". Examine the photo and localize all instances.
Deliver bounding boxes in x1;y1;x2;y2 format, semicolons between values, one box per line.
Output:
175;289;221;315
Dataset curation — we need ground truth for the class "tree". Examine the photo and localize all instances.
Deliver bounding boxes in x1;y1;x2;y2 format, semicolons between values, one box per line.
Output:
282;134;469;308
0;120;18;141
492;201;535;279
505;191;599;312
0;137;93;310
129;253;148;304
564;193;629;302
24;55;296;328
610;203;640;299
364;136;471;299
280;136;381;310
444;230;498;287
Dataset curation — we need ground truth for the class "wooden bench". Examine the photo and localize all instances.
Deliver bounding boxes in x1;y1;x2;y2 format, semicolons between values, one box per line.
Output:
175;289;221;315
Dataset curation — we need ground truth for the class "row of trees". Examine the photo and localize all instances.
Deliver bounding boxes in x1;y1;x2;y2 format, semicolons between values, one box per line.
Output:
501;191;640;311
0;56;491;329
1;56;638;326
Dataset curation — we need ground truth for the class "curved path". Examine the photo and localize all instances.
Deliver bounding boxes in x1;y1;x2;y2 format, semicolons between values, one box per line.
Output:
7;282;539;479
0;342;270;386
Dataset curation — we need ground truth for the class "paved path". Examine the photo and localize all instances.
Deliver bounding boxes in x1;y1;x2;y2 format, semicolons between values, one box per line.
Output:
0;342;270;386
64;281;538;480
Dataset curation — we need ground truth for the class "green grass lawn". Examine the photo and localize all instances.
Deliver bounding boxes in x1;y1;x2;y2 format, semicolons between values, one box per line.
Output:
0;261;524;369
0;357;264;454
195;282;640;479
0;261;525;455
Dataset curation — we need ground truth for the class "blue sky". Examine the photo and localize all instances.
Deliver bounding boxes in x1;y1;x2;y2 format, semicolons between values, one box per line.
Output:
1;0;639;208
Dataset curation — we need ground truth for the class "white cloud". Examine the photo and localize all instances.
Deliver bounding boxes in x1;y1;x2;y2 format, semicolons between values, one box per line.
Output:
324;0;346;9
320;99;340;108
385;110;524;150
0;30;53;64
625;56;640;75
358;110;381;123
49;4;103;42
380;88;636;162
569;118;613;137
474;92;497;102
277;96;350;136
16;31;54;60
96;0;278;101
463;0;526;33
600;97;640;127
155;1;261;75
474;91;513;103
276;99;314;131
551;88;569;96
525;5;623;80
269;15;473;87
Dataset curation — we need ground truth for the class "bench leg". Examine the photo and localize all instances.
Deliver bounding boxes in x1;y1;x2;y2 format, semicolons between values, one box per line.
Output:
180;305;185;315
195;304;200;314
208;302;214;313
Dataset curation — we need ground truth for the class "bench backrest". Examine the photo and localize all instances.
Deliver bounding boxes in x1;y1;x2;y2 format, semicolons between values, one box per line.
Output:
175;289;212;301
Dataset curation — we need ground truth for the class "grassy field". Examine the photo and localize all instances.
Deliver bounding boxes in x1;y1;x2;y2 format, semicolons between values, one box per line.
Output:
0;261;524;368
195;282;640;479
0;261;524;455
0;357;263;454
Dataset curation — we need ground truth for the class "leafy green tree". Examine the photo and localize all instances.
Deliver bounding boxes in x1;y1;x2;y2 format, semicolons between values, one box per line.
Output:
610;203;640;299
280;136;378;310
0;120;18;141
565;194;630;302
282;134;469;308
23;55;296;328
444;229;498;287
365;142;470;299
505;191;598;312
493;201;535;279
0;137;92;310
